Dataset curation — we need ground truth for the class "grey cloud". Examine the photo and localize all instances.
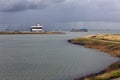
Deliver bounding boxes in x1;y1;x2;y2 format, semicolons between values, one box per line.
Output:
50;0;120;22
1;0;120;30
0;0;66;12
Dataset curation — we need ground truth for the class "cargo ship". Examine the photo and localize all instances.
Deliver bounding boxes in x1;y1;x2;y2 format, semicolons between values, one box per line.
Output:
71;28;88;32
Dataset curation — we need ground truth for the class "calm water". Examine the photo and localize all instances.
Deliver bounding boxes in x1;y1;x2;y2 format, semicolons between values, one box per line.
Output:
0;31;119;80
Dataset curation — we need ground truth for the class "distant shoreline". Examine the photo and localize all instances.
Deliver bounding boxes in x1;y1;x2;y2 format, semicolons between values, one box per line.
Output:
68;34;120;80
0;31;65;35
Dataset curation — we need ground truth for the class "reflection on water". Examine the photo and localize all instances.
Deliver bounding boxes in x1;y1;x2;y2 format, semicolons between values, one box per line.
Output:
0;31;119;80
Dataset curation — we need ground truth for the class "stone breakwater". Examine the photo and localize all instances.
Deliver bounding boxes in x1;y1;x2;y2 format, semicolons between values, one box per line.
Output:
68;34;120;80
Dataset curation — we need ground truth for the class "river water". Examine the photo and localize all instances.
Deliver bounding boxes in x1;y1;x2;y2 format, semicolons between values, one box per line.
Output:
0;31;119;80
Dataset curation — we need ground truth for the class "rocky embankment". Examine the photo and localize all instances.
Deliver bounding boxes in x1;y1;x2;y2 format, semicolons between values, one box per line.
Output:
68;34;120;80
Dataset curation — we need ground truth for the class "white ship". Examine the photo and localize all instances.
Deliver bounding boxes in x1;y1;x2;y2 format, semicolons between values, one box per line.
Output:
30;24;43;32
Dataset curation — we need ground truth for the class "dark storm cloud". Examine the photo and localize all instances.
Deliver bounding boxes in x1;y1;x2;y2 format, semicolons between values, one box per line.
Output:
0;0;66;12
0;0;120;29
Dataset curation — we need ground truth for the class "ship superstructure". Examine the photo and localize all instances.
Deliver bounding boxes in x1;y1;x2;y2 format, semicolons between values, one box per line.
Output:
30;24;43;32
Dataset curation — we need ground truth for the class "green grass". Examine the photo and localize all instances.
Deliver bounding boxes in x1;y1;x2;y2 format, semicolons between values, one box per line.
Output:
81;61;120;80
91;69;120;80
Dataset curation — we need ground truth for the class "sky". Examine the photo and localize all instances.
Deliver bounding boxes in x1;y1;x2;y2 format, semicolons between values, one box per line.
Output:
0;0;120;30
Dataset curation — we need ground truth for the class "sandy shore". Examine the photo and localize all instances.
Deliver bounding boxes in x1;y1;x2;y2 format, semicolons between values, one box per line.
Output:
68;34;120;80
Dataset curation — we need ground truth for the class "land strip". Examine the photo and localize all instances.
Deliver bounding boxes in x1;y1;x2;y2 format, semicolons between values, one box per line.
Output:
0;31;65;34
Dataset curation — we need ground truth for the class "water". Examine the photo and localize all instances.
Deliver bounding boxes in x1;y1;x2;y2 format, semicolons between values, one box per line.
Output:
0;31;119;80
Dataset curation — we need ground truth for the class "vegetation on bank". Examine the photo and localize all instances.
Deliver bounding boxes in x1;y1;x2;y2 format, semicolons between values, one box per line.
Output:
69;34;120;57
0;31;65;34
68;34;120;80
76;61;120;80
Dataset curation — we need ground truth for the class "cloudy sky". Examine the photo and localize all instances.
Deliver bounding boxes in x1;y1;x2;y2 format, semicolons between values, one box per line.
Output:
0;0;120;30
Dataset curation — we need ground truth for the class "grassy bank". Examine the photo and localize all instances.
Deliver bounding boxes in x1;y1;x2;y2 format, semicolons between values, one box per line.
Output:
0;31;65;34
69;34;120;57
68;34;120;80
75;61;120;80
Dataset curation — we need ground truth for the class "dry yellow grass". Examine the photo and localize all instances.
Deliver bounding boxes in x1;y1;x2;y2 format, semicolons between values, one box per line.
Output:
68;34;120;80
86;34;120;42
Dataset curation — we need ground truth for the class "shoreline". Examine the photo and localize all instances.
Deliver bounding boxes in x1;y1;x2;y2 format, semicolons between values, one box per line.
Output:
68;34;120;80
74;61;120;80
0;31;65;35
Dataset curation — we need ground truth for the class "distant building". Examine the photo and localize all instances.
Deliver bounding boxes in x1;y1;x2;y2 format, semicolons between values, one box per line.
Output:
30;24;43;32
